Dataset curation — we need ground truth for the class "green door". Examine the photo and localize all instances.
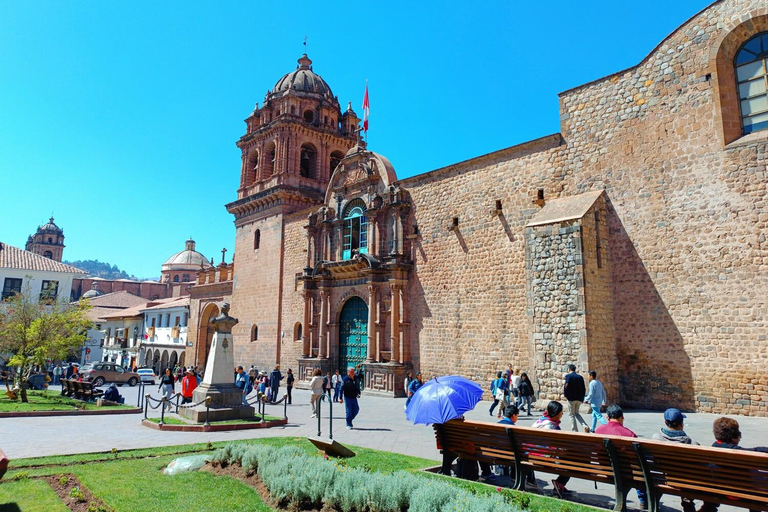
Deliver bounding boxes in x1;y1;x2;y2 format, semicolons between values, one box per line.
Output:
338;296;368;372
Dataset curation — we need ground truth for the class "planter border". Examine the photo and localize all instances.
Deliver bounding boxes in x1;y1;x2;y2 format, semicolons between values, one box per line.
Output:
141;418;288;432
0;407;142;418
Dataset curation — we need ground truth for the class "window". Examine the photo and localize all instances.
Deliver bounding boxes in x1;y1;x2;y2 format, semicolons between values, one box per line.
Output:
263;142;276;177
251;325;258;342
182;274;190;282
175;316;180;326
173;275;179;282
736;33;768;134
43;250;53;259
254;229;261;250
182;313;188;327
303;110;314;123
294;322;302;341
47;237;52;243
330;150;344;176
39;280;59;303
151;317;156;328
300;143;317;179
342;199;368;260
2;278;22;300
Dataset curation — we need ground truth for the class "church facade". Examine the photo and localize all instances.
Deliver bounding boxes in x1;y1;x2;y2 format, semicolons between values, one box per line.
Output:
187;0;768;415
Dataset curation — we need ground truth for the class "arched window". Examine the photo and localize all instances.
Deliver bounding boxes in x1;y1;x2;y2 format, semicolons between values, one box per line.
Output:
254;229;261;250
251;325;258;342
263;142;276;178
182;274;190;282
329;150;344;176
342;199;368;260
294;322;302;341
173;275;179;283
300;143;317;179
303;110;314;123
249;151;259;185
736;32;768;134
43;250;53;259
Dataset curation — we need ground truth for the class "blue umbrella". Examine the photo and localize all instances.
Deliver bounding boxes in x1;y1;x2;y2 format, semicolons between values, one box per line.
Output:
405;375;483;425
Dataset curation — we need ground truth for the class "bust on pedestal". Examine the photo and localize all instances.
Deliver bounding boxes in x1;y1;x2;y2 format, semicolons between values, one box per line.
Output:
180;303;255;422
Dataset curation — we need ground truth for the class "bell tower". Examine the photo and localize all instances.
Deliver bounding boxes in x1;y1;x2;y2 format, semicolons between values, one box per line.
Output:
226;54;360;370
26;217;65;261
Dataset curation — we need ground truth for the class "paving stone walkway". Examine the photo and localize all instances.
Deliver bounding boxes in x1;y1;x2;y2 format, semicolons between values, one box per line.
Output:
4;384;766;512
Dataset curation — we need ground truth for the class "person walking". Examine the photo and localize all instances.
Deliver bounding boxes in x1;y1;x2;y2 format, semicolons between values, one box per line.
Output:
406;372;424;407
652;408;699;512
53;364;61;385
489;371;508;417
323;372;333;399
594;405;648;509
158;368;175;411
285;368;294;404
563;364;589;432
584;370;608;432
181;368;197;404
235;366;248;405
309;369;324;418
269;364;283;402
518;372;534;416
510;366;522;408
332;369;342;402
340;367;361;429
248;365;257;387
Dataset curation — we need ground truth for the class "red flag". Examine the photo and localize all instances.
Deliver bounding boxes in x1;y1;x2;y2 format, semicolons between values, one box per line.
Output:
362;80;369;133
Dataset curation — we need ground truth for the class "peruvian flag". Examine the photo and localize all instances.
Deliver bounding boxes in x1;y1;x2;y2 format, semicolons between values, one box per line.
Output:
362;80;369;133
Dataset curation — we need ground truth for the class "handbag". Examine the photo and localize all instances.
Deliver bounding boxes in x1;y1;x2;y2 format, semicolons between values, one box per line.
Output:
495;387;506;401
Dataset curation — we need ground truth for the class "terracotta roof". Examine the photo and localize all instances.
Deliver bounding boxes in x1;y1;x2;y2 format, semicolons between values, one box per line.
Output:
0;242;87;274
140;296;190;312
100;303;148;320
82;290;147;309
526;190;605;227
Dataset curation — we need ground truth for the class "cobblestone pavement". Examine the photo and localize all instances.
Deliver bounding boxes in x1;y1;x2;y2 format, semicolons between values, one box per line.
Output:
4;384;767;512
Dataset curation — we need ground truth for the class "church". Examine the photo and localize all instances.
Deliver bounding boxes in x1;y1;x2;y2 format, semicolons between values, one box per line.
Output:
186;0;768;416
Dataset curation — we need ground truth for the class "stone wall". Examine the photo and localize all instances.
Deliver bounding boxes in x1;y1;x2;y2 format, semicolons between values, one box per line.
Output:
279;211;312;372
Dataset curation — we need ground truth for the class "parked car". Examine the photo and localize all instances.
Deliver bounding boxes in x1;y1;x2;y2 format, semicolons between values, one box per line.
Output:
135;367;157;384
81;363;140;387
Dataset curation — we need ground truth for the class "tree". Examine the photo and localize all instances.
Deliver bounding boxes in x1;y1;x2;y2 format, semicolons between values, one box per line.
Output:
0;282;92;402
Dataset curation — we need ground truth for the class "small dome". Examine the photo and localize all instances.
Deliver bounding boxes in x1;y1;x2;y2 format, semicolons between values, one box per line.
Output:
161;239;212;272
270;54;334;101
38;217;63;235
82;282;104;299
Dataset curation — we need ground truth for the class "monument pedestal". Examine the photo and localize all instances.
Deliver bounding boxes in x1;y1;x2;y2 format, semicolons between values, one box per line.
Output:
179;306;254;423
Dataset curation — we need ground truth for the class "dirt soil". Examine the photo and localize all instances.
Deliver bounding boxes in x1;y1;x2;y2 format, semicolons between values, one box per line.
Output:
44;474;114;512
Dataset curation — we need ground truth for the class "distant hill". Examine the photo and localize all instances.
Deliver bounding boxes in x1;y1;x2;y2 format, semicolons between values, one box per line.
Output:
64;259;139;280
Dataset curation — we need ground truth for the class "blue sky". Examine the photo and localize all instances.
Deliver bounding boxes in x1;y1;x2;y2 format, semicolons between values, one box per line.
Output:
0;1;711;278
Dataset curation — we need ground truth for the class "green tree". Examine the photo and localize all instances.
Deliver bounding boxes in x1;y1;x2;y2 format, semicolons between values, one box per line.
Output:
0;282;92;402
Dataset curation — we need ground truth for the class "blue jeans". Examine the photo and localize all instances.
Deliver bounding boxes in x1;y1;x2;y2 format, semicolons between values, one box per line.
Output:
590;404;608;431
521;395;532;415
344;397;359;427
333;383;341;402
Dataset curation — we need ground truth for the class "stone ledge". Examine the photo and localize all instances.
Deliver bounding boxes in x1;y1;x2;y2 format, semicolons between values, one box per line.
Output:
141;418;287;432
0;407;142;418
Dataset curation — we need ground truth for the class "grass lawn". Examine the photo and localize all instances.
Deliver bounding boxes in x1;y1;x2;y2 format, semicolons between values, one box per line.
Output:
0;390;135;412
145;415;283;425
3;438;598;512
0;478;70;512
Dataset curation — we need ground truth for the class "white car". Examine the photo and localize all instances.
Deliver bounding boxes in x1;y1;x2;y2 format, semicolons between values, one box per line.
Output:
135;368;157;384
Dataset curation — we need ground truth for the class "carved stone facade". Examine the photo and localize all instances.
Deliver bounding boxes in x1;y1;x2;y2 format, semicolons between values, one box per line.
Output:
189;1;768;413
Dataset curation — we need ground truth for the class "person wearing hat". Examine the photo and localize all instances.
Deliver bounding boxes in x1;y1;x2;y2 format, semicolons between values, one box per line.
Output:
181;368;197;404
652;408;698;512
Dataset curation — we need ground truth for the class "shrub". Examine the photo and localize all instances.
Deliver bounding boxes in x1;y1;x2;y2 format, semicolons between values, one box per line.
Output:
69;486;87;502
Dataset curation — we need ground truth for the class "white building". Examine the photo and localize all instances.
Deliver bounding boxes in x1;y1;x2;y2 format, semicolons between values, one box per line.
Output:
79;287;148;365
140;297;190;374
0;242;86;304
99;302;147;369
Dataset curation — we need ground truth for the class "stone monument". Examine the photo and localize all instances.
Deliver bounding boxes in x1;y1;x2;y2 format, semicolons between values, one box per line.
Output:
180;303;255;422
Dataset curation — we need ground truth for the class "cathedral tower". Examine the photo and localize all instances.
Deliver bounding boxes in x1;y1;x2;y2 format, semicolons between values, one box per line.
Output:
26;217;65;261
226;54;360;368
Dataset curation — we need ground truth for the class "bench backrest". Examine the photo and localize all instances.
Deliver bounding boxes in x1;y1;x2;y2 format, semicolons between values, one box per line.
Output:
635;440;768;510
508;426;616;486
73;380;84;396
435;419;516;465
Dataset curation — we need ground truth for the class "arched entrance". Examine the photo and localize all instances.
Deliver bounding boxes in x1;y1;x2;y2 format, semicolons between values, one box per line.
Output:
161;350;169;373
144;349;152;368
338;296;368;372
197;303;219;370
169;351;178;370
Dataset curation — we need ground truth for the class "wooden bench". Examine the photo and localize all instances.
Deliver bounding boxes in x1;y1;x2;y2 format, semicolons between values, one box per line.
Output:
634;439;768;512
434;419;517;475
62;379;103;401
0;447;8;480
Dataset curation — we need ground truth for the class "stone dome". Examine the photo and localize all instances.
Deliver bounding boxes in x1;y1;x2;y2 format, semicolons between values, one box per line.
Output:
37;217;63;235
161;239;212;272
270;54;334;101
82;282;104;299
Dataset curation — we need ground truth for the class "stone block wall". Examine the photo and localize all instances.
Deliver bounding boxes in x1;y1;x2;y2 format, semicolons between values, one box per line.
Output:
525;221;586;401
279;211;311;371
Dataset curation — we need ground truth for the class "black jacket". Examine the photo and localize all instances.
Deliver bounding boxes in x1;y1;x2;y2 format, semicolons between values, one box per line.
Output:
341;376;360;399
564;372;586;401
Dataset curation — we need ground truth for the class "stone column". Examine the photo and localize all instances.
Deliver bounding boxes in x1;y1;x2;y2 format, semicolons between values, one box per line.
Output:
305;230;313;268
400;287;408;363
318;290;328;358
389;284;401;364
302;291;311;357
369;215;377;256
367;284;377;362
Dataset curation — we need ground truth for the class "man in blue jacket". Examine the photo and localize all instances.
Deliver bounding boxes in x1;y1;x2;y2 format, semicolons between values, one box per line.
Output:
340;367;361;429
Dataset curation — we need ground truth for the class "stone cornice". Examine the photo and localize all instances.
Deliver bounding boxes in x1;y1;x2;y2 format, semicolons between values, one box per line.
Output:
226;185;325;225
